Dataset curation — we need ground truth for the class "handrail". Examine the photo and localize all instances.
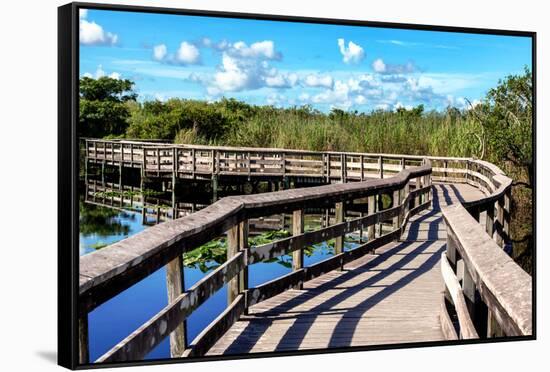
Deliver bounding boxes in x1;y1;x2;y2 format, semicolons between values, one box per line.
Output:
78;159;432;363
440;159;531;339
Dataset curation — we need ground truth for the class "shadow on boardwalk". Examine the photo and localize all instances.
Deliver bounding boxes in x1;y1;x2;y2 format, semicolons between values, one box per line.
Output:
207;184;482;355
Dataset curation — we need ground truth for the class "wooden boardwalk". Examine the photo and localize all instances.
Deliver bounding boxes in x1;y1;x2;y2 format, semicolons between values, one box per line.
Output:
207;184;485;355
78;143;531;364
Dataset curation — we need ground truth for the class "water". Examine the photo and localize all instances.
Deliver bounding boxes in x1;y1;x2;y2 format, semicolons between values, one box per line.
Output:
80;180;360;362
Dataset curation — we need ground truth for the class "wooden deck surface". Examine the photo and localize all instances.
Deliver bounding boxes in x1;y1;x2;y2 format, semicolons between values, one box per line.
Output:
206;183;485;355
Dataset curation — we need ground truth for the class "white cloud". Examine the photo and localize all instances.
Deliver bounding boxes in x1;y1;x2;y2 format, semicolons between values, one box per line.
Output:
227;40;281;60
175;42;201;65
303;74;334;88
372;58;386;73
151;42;201;65
394;101;413;110
83;65;121;80
372;58;416;74
208;54;258;93
152;44;167;61
79;16;118;46
79;9;88;19
206;53;295;94
337;38;365;64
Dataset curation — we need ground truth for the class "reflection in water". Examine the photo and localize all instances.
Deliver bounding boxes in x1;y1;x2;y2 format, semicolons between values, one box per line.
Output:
80;170;367;361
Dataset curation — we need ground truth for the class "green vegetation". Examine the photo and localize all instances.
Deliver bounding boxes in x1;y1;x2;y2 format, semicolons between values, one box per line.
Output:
183;230;292;273
79;67;533;273
79;76;137;138
79;202;132;237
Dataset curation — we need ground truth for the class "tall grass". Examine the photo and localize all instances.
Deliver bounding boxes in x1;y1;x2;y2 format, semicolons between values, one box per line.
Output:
202;109;485;159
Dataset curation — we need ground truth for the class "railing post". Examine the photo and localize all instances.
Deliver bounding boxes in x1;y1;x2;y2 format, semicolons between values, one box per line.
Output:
415;176;421;207
335;201;345;268
327;154;331;184
393;188;400;230
379;156;384;179
341;154;346;183
227;224;240;304
78;313;89;364
486;201;495;239
292;209;305;289
367;193;376;241
495;197;505;248
403;181;410;219
172;148;177;218
503;188;511;254
239;220;249;312
360;155;365;181
401;157;405;171
166;254;187;357
461;262;488;338
247;151;251;181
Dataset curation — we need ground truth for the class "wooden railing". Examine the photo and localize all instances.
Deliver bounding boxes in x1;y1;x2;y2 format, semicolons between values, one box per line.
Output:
84;138;464;182
439;160;531;340
78;159;432;363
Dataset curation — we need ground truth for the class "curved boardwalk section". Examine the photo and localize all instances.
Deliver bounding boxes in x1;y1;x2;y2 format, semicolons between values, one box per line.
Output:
78;141;531;364
207;184;484;354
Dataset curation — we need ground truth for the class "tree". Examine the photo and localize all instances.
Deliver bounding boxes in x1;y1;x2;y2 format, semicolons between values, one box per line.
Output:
470;67;533;187
79;76;137;138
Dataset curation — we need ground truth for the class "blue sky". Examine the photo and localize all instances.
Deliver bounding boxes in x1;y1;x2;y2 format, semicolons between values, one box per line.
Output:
79;8;532;112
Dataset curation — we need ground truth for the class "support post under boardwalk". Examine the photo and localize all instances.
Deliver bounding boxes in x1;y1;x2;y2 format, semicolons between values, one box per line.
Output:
367;194;376;241
227;224;240;304
292;209;305;289
211;176;218;202
166;255;187;357
79;313;89;364
334;202;345;269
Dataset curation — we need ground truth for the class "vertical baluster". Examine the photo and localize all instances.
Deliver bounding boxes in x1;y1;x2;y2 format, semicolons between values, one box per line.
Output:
495;197;504;248
360;154;365;181
292;209;304;289
335;201;345;270
247;151;251;180
486;201;495;239
379;156;384;179
227;225;240;304
326;154;331;182
172;148;177;218
414;176;420;207
393;188;400;231
503;188;511;254
239;220;249;313
166;255;187;357
368;193;376;241
191;148;196;179
461;260;488;338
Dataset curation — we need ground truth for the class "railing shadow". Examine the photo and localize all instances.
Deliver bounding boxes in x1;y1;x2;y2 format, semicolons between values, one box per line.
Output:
220;205;444;353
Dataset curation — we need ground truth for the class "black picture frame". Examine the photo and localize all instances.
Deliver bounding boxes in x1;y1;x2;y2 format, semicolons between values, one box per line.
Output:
58;2;536;370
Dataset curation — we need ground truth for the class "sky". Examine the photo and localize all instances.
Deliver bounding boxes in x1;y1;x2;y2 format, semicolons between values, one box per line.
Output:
79;8;532;112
